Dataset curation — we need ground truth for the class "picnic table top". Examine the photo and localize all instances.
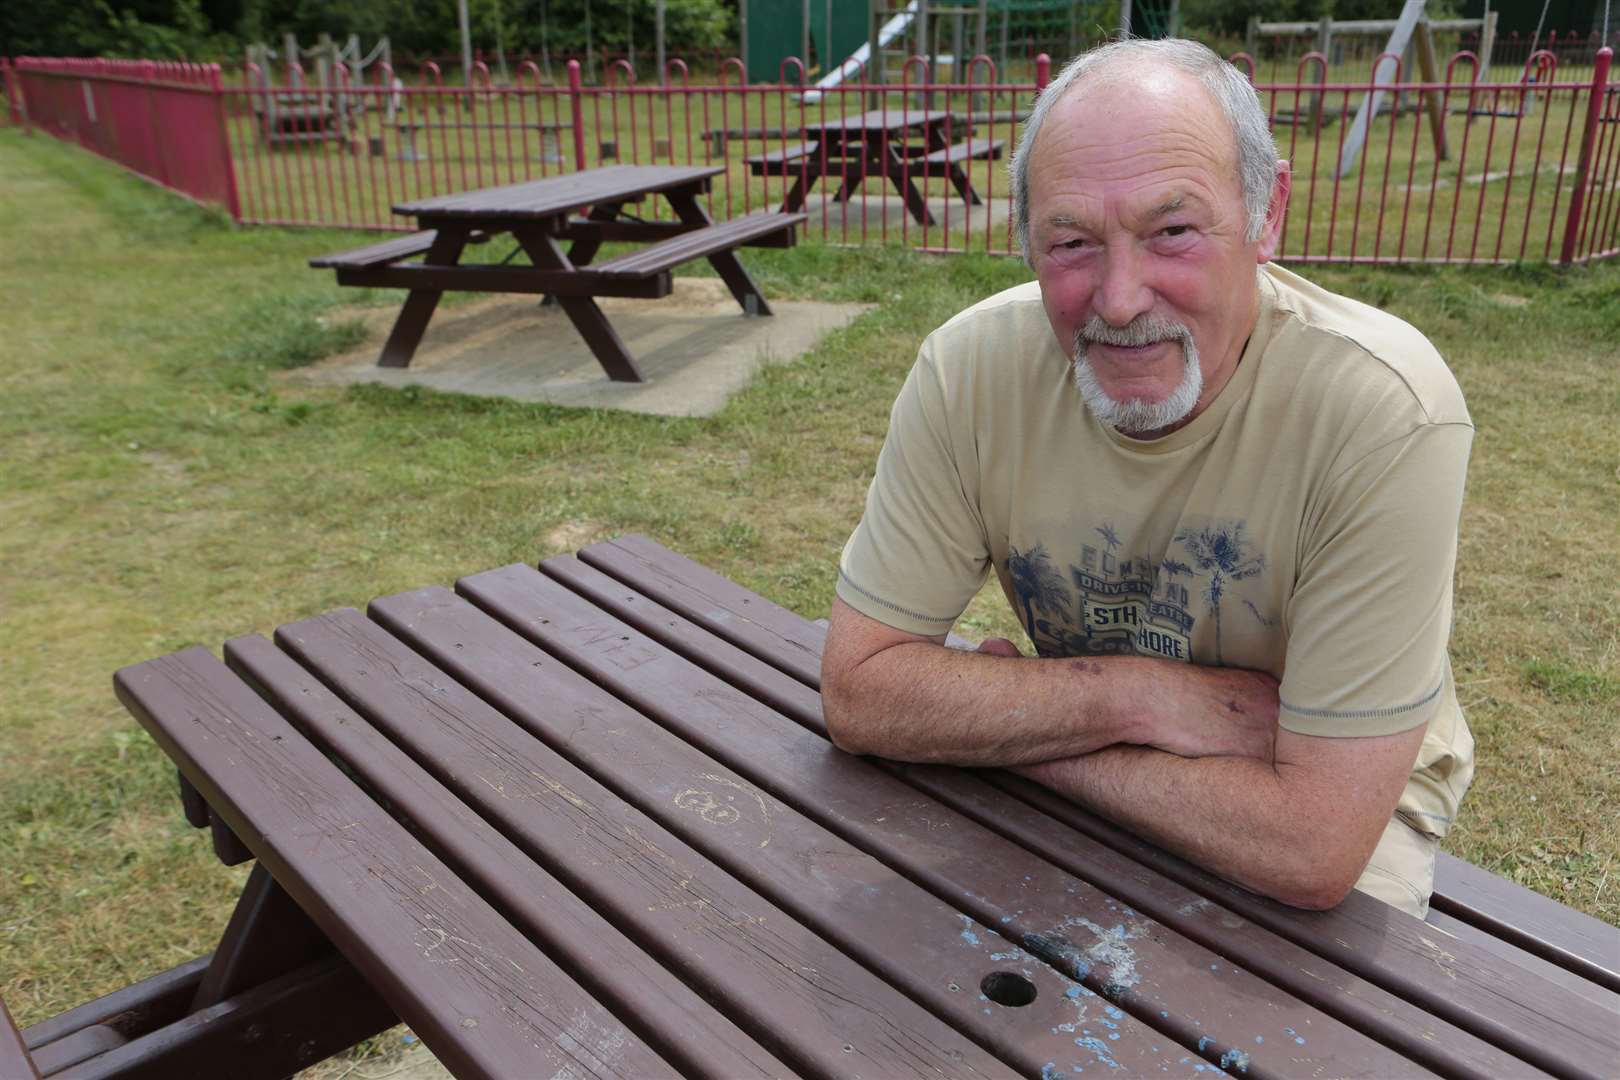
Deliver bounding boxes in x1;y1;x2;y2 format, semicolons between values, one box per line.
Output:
803;108;953;135
110;535;1620;1080
392;164;724;222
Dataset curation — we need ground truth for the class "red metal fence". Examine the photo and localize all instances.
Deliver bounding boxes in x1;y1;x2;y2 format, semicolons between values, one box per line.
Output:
8;48;1619;266
11;58;240;217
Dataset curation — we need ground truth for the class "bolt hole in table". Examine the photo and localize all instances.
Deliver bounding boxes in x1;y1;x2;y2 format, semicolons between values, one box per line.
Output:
310;165;806;383
5;535;1617;1079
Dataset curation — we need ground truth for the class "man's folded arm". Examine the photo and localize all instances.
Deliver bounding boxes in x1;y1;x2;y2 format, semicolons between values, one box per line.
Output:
1013;724;1425;909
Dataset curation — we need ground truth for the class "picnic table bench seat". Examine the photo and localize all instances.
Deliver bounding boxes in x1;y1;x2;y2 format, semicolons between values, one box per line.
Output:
743;143;818;174
591;210;806;277
307;229;489;271
923;136;1005;165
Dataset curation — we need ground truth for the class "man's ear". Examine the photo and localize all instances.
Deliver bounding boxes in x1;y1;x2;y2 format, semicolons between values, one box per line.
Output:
1256;160;1292;264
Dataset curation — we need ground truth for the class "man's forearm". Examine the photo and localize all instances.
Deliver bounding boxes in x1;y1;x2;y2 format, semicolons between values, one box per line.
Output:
824;642;1148;765
823;641;1279;767
1014;746;1378;910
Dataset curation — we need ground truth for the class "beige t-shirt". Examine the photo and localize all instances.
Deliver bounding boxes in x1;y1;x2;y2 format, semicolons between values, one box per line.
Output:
837;263;1474;839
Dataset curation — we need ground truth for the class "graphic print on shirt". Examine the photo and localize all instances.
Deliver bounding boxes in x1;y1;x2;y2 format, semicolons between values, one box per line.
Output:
1009;520;1265;664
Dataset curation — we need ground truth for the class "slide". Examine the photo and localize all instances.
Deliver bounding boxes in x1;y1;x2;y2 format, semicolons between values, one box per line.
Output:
801;0;918;103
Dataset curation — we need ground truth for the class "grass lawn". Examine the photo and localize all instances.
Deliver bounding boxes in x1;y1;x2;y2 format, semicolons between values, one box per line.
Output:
0;124;1615;1030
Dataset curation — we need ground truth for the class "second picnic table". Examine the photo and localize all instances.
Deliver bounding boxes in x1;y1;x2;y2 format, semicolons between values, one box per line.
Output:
748;109;1004;226
310;164;806;383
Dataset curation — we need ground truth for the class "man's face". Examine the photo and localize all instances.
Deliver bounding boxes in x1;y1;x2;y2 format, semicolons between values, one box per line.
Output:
1027;69;1282;437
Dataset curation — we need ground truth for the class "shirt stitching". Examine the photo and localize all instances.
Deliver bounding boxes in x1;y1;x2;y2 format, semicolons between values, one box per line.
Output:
1280;679;1444;721
837;569;959;626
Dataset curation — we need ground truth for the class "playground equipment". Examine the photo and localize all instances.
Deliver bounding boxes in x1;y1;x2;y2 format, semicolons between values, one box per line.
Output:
244;34;392;147
748;0;1088;87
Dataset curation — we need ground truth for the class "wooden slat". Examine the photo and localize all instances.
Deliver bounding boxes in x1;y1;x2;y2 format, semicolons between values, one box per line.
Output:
308;230;487;270
273;605;1019;1080
51;954;393;1080
30;1025;125;1075
308;231;441;270
559;544;1582;1080
803;109;949;134
446;564;1432;1080
113;648;670;1080
1431;851;1620;992
384;572;1203;1078
1424;908;1620;1011
922;137;1005;164
23;959;208;1051
592;212;804;277
222;633;794;1080
578;533;824;686
0;997;40;1080
333;263;672;298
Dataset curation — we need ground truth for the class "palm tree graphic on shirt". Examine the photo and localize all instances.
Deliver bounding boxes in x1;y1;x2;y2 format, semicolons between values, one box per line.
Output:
1008;542;1069;643
1175;523;1266;663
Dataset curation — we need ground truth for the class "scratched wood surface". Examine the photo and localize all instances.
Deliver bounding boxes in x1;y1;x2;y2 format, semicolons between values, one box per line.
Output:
113;534;1620;1080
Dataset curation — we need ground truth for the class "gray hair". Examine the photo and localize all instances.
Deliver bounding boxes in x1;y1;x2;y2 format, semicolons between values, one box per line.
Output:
1011;38;1279;263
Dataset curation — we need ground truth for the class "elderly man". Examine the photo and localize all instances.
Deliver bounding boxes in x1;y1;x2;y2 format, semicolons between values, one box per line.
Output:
821;38;1474;917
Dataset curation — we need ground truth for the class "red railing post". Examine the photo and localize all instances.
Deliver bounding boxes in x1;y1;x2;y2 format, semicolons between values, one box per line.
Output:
1559;46;1613;264
208;63;243;222
3;58;29;132
567;59;587;171
1035;53;1051;93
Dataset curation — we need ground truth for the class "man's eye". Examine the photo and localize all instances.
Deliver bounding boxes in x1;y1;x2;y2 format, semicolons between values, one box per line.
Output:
1059;238;1089;250
1161;225;1191;238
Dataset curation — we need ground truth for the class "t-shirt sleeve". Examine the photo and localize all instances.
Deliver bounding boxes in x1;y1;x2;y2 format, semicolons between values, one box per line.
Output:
1278;420;1474;737
836;342;991;636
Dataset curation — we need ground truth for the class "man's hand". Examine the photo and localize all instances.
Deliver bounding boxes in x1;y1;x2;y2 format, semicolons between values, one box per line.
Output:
968;633;1275;762
1133;665;1279;764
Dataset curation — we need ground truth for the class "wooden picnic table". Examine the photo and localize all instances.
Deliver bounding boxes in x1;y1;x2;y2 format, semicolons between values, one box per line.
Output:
309;165;806;383
7;534;1620;1079
747;109;1004;227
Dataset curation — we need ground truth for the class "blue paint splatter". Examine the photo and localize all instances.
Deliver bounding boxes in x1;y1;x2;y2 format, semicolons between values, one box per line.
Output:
1104;1005;1124;1020
1042;1064;1061;1080
1255;1036;1264;1044
1209;963;1219;972
1219;1048;1252;1073
958;914;982;947
1159;1010;1170;1019
1073;1037;1122;1070
1066;986;1083;1000
1197;1036;1212;1053
1284;1027;1306;1046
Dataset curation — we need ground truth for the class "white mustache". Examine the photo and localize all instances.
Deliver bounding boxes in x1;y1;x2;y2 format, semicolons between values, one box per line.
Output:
1077;314;1193;350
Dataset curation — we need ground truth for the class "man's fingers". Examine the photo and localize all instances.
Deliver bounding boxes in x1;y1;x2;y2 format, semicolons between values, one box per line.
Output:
975;637;1023;658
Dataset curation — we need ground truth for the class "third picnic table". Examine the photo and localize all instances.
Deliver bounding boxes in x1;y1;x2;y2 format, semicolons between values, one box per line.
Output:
750;109;1004;227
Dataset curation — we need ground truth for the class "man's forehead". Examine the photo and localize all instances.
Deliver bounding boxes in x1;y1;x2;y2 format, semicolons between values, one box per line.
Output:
1042;187;1212;231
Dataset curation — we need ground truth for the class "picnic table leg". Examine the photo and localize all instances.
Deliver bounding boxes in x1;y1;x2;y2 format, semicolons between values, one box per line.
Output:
510;224;645;382
542;201;625;309
885;159;935;226
666;192;775;318
191;863;336;1011
780;174;813;214
376;227;470;368
947;160;983;205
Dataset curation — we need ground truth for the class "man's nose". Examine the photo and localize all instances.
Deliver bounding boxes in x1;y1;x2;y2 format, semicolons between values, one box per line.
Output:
1092;244;1154;328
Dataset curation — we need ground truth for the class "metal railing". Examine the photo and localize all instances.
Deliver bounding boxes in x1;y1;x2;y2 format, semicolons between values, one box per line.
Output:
9;48;1619;265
